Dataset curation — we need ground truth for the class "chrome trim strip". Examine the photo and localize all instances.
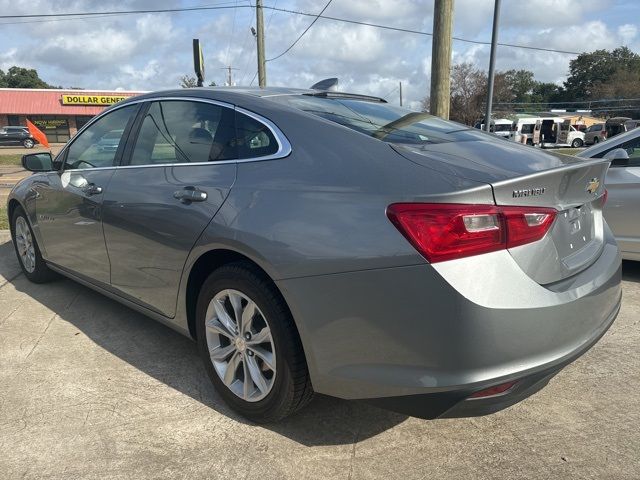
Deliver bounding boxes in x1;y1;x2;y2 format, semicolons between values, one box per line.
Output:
56;95;292;171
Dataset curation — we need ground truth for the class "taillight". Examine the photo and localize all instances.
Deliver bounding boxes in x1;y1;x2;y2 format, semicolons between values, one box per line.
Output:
387;203;556;263
602;189;608;205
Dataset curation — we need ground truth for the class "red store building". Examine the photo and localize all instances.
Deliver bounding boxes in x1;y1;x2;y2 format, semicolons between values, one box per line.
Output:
0;88;145;143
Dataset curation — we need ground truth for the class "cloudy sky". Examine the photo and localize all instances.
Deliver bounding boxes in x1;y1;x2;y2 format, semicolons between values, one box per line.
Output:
0;0;638;109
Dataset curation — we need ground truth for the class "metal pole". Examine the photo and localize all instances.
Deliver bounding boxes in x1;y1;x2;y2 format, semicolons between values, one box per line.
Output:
256;0;267;87
484;0;501;131
399;81;403;106
429;0;454;119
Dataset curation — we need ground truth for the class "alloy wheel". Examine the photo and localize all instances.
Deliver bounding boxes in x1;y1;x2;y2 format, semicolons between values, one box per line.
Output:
204;289;276;402
15;216;36;273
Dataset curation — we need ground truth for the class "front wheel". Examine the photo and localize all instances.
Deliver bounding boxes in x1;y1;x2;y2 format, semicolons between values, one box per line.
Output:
571;138;584;148
11;206;57;283
23;138;35;148
196;262;313;422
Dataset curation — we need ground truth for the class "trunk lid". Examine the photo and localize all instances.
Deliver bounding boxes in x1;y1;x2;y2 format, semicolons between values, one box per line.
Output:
393;140;610;284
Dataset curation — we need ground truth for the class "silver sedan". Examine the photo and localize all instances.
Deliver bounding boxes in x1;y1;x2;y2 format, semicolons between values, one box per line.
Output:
578;128;640;260
8;87;621;422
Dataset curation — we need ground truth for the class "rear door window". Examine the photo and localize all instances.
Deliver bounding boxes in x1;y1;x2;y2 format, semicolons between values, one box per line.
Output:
129;100;237;165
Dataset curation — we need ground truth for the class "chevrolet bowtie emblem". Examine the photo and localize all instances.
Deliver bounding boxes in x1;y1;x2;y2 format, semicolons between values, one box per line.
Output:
586;178;600;195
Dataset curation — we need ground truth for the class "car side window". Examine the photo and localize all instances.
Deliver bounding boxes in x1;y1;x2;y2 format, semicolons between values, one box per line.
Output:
64;104;138;170
235;111;278;159
129;101;237;165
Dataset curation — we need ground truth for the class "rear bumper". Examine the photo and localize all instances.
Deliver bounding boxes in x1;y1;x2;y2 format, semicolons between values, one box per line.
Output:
366;296;620;418
277;226;622;416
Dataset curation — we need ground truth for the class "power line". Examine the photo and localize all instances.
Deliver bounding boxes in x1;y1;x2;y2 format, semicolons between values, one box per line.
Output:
226;0;239;66
265;0;278;31
266;0;333;62
1;4;638;61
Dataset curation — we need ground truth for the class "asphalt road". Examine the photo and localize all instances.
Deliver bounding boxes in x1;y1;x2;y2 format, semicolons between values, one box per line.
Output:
0;231;639;479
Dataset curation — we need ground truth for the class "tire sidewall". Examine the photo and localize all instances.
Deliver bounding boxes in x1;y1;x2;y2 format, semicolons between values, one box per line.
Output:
196;266;297;420
11;206;50;282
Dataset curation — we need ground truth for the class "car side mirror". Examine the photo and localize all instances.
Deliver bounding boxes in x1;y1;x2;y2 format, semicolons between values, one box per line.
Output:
22;152;53;172
603;148;629;166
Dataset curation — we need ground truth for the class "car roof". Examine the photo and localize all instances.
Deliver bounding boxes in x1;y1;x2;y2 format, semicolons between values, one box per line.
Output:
119;86;387;106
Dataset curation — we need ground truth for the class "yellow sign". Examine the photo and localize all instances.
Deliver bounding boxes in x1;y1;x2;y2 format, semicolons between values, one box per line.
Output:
61;94;128;106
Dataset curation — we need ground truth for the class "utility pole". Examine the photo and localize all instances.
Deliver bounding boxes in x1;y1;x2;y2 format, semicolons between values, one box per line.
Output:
221;66;239;86
484;0;501;131
399;81;403;106
256;0;267;87
429;0;453;119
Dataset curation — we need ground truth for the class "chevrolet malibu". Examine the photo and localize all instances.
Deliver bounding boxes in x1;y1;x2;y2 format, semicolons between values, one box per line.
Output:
8;88;621;422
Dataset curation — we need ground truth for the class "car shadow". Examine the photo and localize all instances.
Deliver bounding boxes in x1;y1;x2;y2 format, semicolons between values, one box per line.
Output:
0;240;406;446
622;260;640;283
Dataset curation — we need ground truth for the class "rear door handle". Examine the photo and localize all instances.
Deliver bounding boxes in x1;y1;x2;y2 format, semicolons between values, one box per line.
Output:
83;183;103;196
173;186;208;203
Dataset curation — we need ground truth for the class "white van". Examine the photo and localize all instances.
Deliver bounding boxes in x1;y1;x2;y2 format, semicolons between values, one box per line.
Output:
511;117;585;148
475;119;513;139
489;119;512;138
509;118;538;145
536;118;585;148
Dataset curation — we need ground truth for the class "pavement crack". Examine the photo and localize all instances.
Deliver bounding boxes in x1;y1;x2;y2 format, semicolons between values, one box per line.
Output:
347;425;360;480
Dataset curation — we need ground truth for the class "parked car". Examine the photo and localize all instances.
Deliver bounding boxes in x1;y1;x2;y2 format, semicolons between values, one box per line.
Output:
96;129;124;152
578;127;640;260
584;123;606;145
0;126;37;148
8;88;621;422
604;117;640;139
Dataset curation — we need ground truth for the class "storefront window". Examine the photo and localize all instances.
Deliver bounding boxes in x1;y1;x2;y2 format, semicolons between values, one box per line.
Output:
75;116;93;131
28;115;70;143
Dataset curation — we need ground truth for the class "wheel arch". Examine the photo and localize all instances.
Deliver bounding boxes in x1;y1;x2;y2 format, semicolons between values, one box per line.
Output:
7;198;22;233
184;248;303;348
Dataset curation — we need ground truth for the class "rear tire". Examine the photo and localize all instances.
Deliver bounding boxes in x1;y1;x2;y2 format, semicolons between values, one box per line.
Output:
571;138;584;148
196;262;313;422
11;206;57;283
593;137;599;144
23;139;35;149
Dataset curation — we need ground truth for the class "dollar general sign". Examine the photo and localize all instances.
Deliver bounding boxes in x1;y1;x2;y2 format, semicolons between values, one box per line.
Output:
61;95;128;106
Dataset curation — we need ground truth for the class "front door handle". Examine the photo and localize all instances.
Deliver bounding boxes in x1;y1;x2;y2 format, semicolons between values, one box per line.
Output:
173;186;207;204
83;183;103;196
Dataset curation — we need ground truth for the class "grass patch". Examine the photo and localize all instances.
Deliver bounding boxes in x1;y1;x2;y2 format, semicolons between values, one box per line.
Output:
554;148;585;156
0;206;8;230
0;154;23;166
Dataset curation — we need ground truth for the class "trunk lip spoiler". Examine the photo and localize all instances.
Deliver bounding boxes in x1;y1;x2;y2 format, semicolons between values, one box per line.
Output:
488;157;611;191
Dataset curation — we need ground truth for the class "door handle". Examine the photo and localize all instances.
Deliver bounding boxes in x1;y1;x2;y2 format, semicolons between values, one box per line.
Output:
173;186;207;204
83;183;103;196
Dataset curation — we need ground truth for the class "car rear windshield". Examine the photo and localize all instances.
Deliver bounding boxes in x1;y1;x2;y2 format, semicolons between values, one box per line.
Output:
268;94;486;145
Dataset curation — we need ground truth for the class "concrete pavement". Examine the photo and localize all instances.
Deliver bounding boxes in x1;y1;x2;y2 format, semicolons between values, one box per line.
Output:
0;233;639;479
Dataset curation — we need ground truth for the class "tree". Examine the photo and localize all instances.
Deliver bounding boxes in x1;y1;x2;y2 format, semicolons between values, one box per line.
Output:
180;75;217;87
448;63;487;125
0;66;52;88
179;75;199;88
564;47;640;100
